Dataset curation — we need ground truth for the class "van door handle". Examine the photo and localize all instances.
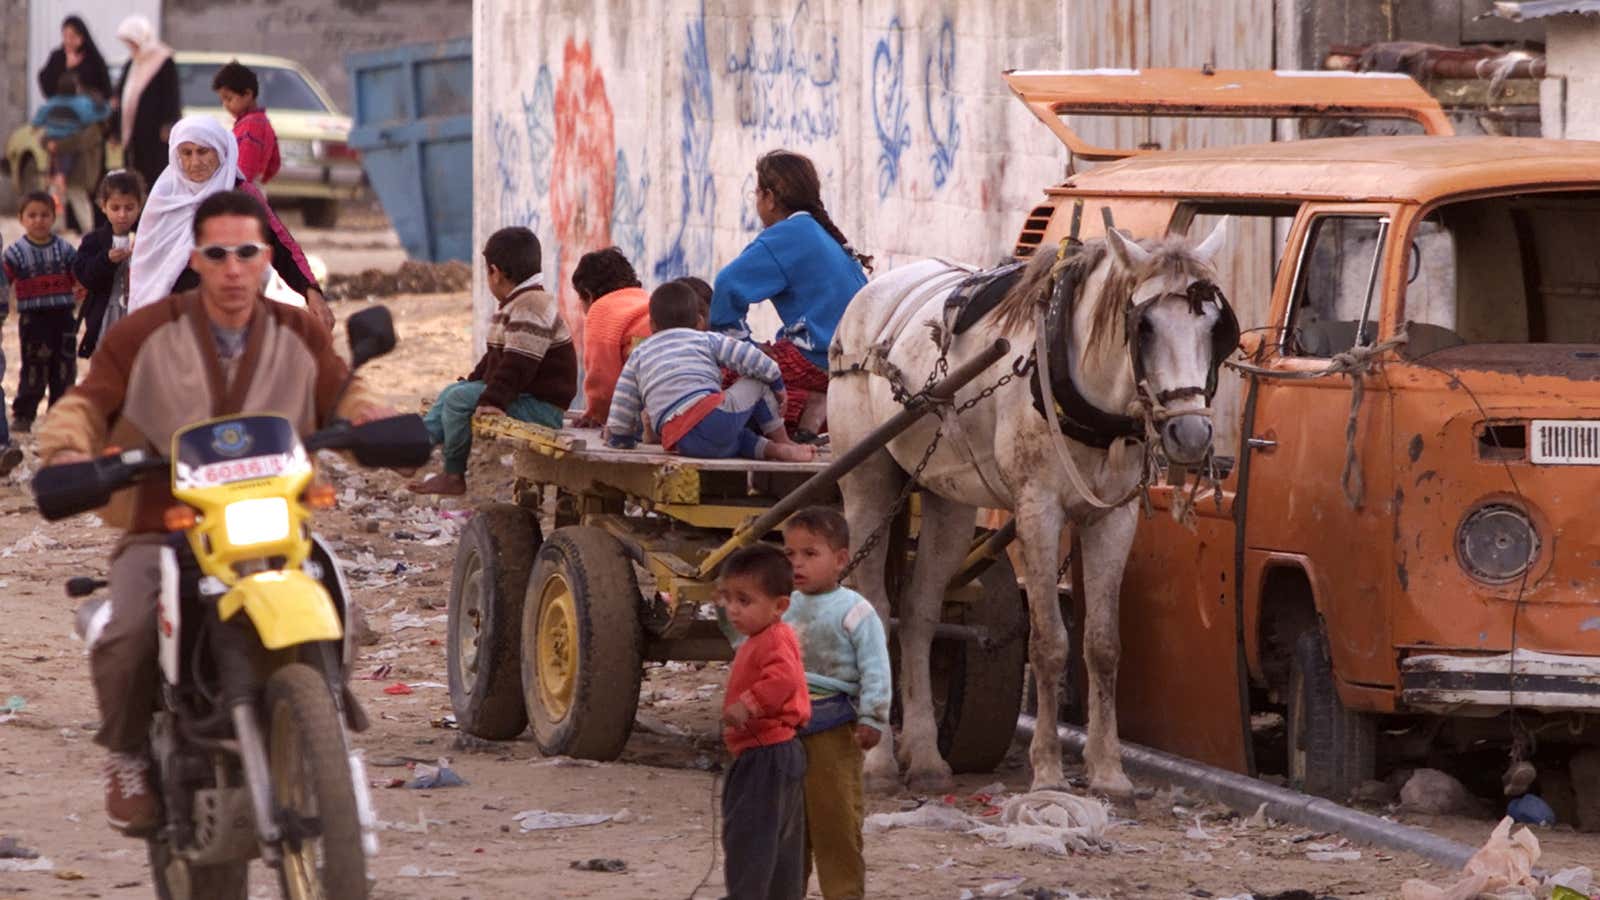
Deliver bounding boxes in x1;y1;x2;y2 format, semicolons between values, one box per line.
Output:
1247;436;1278;452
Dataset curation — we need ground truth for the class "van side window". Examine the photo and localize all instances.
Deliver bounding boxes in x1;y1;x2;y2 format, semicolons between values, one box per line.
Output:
1284;216;1388;358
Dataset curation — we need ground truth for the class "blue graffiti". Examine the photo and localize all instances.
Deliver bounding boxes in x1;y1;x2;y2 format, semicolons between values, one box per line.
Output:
871;17;911;199
655;0;717;281
612;149;650;265
724;0;841;144
924;18;961;190
489;65;556;232
738;172;762;236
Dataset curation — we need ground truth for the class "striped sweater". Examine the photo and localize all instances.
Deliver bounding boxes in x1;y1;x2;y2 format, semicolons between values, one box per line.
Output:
605;329;783;446
467;277;578;411
2;234;78;315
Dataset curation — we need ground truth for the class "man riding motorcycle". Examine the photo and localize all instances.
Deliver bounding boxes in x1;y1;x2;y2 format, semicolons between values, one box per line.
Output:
36;189;396;833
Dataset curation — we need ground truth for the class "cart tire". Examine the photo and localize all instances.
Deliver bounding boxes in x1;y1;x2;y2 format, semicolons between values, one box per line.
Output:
1288;629;1375;801
521;526;644;760
448;504;539;739
1571;748;1600;833
936;558;1028;773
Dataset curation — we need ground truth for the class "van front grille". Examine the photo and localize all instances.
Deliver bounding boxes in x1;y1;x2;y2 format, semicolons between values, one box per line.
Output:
1530;419;1600;465
1013;204;1054;257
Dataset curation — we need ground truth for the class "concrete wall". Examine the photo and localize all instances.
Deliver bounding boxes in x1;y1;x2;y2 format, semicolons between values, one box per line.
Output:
162;0;471;111
1542;15;1600;140
1;0;31;144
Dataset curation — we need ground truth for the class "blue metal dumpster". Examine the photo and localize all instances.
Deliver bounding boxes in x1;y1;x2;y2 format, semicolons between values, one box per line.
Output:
345;39;472;262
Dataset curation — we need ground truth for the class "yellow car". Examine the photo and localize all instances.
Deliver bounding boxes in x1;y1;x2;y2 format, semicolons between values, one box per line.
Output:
3;51;363;226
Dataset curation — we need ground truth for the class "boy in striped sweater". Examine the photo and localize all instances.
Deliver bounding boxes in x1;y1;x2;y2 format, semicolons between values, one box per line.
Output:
3;191;80;439
604;282;814;462
411;227;577;495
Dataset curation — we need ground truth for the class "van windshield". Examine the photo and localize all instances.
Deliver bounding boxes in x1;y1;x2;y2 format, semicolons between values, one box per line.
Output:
1403;192;1600;359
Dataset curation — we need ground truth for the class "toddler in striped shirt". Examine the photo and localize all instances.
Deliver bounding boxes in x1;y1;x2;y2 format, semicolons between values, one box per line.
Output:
604;282;814;462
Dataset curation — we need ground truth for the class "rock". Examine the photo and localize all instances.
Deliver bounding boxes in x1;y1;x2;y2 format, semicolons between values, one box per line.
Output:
1399;768;1477;816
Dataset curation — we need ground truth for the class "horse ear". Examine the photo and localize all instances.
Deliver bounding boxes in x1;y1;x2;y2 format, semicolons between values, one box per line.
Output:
1194;216;1230;265
1106;227;1151;270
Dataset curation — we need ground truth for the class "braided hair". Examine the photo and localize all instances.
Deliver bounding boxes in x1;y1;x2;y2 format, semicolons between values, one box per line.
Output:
756;150;873;273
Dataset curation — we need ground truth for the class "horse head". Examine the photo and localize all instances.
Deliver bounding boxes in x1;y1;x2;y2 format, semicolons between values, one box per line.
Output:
1103;220;1239;465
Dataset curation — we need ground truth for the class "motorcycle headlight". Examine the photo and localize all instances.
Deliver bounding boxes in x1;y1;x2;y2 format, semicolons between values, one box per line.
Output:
1456;504;1539;583
224;497;292;546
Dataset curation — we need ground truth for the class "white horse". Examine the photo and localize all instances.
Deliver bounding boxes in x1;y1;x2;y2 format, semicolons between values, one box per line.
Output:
828;223;1234;798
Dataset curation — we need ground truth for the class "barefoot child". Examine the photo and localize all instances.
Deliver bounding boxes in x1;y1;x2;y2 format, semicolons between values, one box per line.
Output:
411;227;576;495
717;543;812;900
604;281;815;462
782;507;890;899
73;169;145;357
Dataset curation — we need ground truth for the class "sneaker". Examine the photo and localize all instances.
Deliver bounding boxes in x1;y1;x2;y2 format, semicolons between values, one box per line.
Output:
11;419;32;435
0;446;21;478
103;752;159;834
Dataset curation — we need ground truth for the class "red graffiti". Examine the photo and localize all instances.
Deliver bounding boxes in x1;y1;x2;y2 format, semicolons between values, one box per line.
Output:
551;38;617;348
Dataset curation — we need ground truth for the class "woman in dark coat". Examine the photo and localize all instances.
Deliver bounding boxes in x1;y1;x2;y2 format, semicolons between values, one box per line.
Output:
107;15;181;190
37;16;113;101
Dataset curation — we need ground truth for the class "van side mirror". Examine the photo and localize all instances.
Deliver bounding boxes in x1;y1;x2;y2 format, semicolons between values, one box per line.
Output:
347;306;397;370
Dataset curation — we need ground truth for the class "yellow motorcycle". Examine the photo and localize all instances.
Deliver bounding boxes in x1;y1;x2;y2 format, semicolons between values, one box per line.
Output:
34;307;431;900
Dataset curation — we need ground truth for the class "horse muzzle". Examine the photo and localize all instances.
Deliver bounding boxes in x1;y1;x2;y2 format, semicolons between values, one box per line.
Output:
1161;413;1214;466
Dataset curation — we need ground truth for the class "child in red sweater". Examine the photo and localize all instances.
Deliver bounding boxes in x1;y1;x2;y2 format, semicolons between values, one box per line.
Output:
718;543;811;900
570;247;651;426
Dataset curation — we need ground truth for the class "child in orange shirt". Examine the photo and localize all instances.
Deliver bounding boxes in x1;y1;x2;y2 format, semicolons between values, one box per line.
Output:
718;543;811;900
571;247;651;426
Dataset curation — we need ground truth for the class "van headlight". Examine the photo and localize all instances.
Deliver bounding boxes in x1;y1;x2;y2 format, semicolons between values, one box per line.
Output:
1456;504;1539;583
224;497;292;546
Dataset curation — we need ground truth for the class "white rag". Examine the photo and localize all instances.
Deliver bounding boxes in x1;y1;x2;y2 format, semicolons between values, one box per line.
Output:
114;15;173;146
127;116;239;313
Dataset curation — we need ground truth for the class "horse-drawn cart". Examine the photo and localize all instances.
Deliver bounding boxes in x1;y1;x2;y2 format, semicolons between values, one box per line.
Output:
444;341;1028;772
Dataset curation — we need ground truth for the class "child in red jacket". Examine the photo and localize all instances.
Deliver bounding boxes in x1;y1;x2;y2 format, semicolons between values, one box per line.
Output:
718;543;811;900
212;60;280;185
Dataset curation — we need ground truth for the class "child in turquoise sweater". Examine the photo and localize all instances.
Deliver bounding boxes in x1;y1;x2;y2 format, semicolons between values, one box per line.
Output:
781;507;890;900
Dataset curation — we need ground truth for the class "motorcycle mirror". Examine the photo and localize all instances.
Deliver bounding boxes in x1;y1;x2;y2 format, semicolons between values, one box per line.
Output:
347;306;397;370
348;414;435;469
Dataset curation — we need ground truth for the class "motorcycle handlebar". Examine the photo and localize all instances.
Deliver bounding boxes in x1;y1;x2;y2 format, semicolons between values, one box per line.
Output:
32;449;166;522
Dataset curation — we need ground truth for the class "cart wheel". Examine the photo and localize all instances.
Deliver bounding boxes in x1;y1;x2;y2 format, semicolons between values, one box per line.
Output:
448;504;539;739
521;526;644;760
935;557;1028;773
1288;629;1375;801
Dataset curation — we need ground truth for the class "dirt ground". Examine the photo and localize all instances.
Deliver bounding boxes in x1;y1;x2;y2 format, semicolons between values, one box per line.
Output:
1;215;1595;899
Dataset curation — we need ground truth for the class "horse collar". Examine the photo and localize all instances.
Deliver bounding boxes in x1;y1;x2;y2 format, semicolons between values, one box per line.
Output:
1028;258;1143;449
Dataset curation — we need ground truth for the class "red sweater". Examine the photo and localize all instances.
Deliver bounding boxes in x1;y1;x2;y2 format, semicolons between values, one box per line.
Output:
581;286;652;423
234;106;281;185
723;621;811;756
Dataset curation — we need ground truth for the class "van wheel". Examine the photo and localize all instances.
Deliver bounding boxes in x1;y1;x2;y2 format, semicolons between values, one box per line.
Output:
448;505;539;739
1287;630;1375;801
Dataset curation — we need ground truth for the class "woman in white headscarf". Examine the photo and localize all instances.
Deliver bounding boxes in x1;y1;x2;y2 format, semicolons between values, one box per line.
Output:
126;115;329;327
108;15;180;190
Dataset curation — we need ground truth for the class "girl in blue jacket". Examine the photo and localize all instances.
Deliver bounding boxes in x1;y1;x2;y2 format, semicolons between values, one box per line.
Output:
710;150;869;438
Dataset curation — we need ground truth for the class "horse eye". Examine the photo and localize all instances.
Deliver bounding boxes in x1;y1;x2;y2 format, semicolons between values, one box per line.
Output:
1137;318;1155;336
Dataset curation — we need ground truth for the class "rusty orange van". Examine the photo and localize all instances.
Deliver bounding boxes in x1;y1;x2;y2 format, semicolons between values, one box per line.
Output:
1007;69;1600;818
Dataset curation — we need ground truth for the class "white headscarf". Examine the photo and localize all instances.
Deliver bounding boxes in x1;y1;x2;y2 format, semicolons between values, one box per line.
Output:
114;15;172;145
128;116;240;312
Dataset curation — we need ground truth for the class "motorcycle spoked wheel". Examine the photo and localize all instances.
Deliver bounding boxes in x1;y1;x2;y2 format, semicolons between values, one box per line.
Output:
265;663;367;900
148;838;249;900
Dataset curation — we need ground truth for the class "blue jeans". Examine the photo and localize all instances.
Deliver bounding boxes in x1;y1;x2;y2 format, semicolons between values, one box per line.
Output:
424;380;563;474
672;378;782;460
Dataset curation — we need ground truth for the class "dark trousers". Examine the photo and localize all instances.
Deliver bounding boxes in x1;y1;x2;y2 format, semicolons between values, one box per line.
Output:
722;739;807;900
93;537;166;752
15;308;78;423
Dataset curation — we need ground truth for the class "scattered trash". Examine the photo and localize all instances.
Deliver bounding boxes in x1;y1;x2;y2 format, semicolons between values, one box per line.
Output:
0;837;39;859
389;612;447;632
1243;802;1270;828
54;869;85;881
634;713;692;739
365;664;394;680
409;681;448;689
1400;816;1542;900
974;791;1110;856
1507;793;1556;826
570;858;627;873
531;756;601;769
0;858;55;873
1305;849;1362;862
3;530;60;557
864;803;976;835
1399;768;1479;816
512;809;624;832
406;762;466;789
383;683;413;696
0;696;26;723
395;864;458;878
1185;814;1217;842
957;876;1029;899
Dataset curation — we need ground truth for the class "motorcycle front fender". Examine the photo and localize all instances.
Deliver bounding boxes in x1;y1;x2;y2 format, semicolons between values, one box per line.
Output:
217;570;343;650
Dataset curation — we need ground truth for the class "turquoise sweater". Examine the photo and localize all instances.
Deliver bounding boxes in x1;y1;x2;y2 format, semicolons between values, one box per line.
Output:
784;586;891;732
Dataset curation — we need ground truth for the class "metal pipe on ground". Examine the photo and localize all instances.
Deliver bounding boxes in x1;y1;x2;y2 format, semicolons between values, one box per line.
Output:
696;338;1013;578
1015;715;1480;870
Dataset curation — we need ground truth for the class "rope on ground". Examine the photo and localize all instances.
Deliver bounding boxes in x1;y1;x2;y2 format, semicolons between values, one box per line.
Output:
1225;330;1409;509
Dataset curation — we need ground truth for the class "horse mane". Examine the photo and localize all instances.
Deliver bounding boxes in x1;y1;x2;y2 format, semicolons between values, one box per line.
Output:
992;235;1219;354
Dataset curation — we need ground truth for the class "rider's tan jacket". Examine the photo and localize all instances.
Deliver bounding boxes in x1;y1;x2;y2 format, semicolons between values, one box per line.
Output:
37;290;379;535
